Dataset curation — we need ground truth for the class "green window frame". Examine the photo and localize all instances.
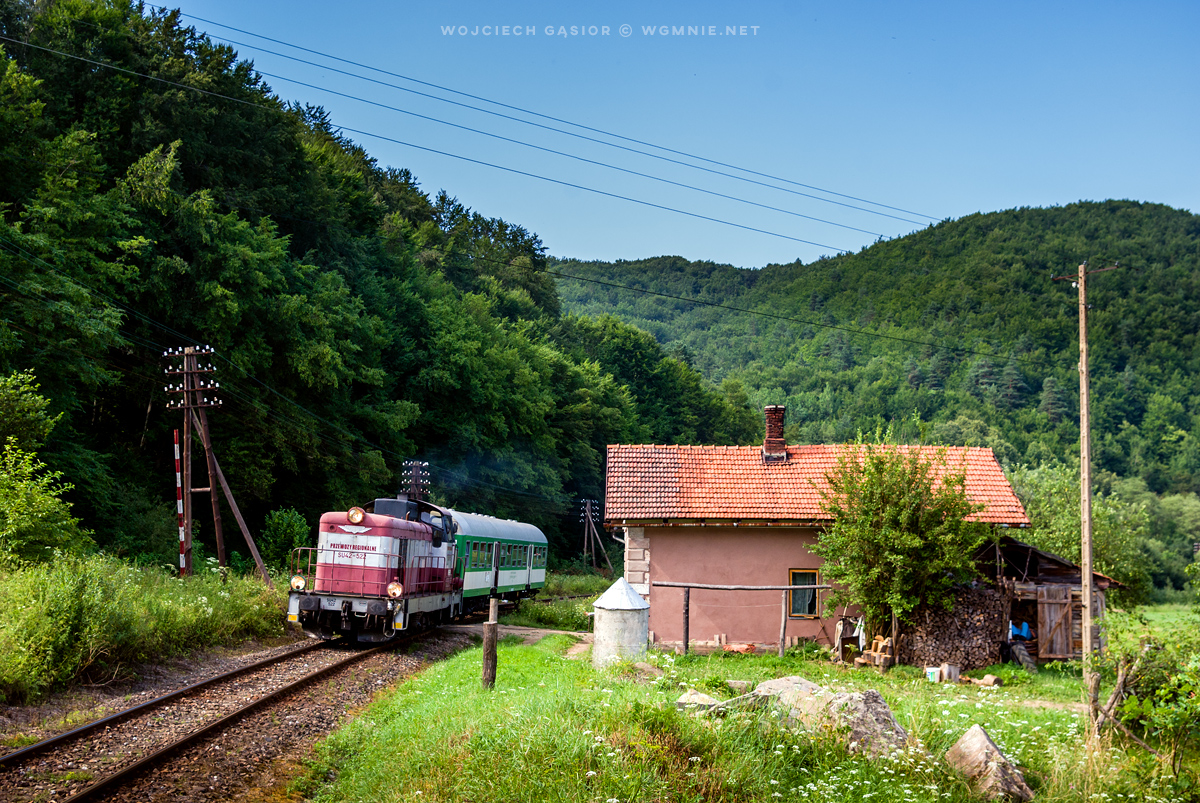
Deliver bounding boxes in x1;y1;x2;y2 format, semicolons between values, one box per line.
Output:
788;569;819;618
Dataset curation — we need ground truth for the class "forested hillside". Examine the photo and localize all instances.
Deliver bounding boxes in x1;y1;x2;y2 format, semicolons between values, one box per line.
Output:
0;0;758;564
555;202;1200;595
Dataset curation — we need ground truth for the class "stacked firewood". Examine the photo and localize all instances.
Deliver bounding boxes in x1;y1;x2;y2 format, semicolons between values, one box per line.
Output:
897;587;1007;671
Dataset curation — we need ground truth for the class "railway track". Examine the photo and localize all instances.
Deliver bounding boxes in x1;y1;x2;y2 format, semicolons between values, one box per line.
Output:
0;636;414;802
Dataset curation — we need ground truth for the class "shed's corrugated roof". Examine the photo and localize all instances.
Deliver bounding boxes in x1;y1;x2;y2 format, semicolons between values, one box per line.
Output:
604;444;1029;526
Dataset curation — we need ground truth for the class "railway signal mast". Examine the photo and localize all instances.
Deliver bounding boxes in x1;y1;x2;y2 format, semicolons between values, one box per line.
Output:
580;498;613;572
401;460;430;502
164;346;271;586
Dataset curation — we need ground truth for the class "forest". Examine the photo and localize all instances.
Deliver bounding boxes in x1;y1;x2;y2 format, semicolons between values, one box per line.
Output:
554;202;1200;600
2;0;1198;604
0;0;758;567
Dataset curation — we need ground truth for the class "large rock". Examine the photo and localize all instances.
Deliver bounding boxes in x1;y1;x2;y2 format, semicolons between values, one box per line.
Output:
676;689;720;712
753;676;907;756
945;725;1034;801
754;675;824;698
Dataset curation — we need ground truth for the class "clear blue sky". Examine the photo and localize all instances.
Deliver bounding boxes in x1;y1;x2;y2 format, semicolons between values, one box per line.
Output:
171;0;1198;268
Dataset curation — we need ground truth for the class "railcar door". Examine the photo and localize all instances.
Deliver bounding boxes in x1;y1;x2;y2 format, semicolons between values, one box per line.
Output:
490;538;500;594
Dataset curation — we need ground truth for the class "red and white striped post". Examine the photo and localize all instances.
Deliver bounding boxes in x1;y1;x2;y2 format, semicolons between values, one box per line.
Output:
174;429;187;575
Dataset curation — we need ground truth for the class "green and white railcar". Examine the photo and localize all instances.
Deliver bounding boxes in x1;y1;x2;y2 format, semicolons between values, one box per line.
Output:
451;509;547;611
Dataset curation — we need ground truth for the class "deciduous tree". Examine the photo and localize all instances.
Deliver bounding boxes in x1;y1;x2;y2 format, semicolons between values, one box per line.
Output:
815;439;990;634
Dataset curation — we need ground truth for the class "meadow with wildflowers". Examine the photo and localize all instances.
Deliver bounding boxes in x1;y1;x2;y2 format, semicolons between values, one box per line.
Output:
0;553;285;703
304;636;1186;803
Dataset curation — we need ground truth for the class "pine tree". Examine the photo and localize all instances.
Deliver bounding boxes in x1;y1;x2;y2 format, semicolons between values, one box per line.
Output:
1039;377;1068;422
999;355;1029;410
905;357;923;389
965;357;995;400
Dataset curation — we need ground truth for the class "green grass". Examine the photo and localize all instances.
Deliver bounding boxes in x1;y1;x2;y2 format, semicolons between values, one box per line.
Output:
307;638;1177;803
538;571;614;598
498;571;611;630
500;597;596;631
0;553;286;703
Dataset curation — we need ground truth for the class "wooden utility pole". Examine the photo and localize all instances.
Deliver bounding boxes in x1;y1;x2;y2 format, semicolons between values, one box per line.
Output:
580;499;614;573
1078;262;1096;700
1054;261;1119;709
402;460;429;502
165;346;272;587
165;346;222;576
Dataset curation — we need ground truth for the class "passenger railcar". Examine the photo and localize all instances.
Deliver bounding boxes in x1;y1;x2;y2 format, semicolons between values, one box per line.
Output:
287;497;547;641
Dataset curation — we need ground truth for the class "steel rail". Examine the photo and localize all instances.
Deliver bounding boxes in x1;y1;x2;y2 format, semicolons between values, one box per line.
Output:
60;640;402;802
0;639;327;768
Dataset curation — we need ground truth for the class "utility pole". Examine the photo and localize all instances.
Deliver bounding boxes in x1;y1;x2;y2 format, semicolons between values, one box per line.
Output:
580;499;614;573
164;346;272;586
165;346;222;576
1053;261;1120;712
402;460;430;502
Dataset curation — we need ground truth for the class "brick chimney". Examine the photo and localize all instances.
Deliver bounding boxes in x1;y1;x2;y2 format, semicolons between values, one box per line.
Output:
763;405;788;462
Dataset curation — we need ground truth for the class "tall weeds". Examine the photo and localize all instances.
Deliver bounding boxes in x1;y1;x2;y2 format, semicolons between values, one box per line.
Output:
0;553;284;703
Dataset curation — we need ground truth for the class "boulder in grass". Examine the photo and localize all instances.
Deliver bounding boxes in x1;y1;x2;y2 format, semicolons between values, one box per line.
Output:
753;675;824;699
726;679;752;694
675;689;720;712
755;676;908;757
945;725;1034;801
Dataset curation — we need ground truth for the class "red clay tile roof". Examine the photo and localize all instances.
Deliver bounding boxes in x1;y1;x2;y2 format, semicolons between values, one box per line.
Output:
604;444;1029;527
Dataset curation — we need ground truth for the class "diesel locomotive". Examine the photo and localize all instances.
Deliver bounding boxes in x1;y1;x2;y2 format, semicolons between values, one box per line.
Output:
287;496;547;641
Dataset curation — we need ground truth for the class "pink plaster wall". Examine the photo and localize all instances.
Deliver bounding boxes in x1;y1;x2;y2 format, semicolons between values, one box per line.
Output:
646;527;844;647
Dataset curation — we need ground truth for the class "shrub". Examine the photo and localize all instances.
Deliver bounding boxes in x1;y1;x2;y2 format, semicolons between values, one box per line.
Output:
0;553;285;703
259;507;311;572
0;438;93;565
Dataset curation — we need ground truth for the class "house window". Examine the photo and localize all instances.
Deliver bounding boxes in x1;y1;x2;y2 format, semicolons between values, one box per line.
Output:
789;569;819;618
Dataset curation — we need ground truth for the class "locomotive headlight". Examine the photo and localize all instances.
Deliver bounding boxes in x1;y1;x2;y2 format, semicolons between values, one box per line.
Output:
347;506;366;524
290;574;307;591
386;582;404;599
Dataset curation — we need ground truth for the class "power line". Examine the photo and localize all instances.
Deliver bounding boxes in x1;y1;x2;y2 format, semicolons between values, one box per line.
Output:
0;235;569;503
0;34;850;253
0;133;1054;373
214;37;918;231
122;182;1050;369
12;9;900;235
148;4;938;223
541;263;1061;369
245;67;886;239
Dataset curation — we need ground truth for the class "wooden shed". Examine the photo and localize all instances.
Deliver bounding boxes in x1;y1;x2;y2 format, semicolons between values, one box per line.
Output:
974;536;1118;661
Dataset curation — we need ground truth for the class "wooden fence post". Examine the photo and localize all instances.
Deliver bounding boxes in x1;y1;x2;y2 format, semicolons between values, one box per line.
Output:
681;587;690;656
779;590;788;658
482;597;498;689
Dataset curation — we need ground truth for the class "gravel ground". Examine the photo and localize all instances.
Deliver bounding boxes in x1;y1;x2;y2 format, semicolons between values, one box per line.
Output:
0;629;475;803
0;634;308;747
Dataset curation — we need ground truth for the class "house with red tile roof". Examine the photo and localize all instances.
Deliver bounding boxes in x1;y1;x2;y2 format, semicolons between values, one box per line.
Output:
604;405;1034;653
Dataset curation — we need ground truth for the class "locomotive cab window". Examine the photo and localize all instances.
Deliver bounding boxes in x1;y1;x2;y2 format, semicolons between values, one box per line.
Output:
788;570;819;618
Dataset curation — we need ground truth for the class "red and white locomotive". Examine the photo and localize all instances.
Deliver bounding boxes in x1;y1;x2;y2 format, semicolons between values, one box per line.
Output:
287;496;547;641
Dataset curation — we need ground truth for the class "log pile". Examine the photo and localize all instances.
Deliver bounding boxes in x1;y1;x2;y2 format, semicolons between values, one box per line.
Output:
898;586;1007;671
